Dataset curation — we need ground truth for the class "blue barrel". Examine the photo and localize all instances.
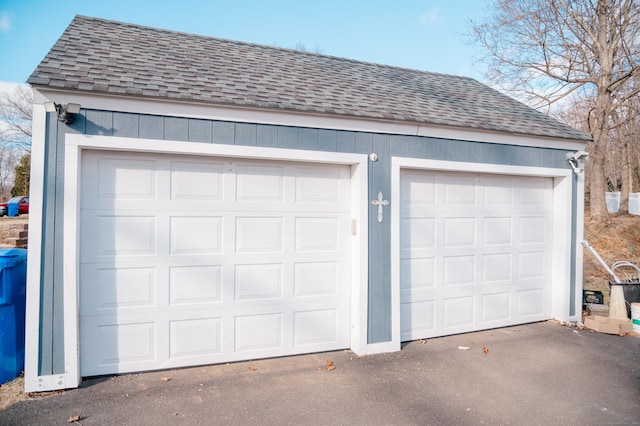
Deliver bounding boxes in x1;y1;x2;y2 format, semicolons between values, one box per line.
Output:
0;248;28;384
7;202;18;217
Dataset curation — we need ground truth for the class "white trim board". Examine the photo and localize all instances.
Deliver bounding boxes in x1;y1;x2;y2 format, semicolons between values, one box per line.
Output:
389;157;578;350
32;88;589;152
24;105;54;392
26;134;370;391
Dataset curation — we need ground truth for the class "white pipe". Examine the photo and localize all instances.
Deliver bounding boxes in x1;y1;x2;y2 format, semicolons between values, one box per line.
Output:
581;240;621;283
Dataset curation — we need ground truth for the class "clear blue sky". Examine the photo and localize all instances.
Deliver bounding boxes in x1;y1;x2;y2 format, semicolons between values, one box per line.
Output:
0;0;489;85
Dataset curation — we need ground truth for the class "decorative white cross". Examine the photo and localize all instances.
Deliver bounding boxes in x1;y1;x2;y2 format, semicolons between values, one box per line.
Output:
371;191;390;223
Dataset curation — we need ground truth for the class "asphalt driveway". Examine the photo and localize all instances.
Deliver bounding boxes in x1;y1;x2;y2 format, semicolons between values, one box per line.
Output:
2;321;639;425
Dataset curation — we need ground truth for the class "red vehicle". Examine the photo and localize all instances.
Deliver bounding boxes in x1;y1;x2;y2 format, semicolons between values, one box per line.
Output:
0;196;29;216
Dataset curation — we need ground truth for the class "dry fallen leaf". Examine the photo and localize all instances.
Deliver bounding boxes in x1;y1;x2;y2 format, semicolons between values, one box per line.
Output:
67;414;81;424
248;366;257;371
416;339;428;344
326;360;336;371
483;347;489;355
160;377;170;382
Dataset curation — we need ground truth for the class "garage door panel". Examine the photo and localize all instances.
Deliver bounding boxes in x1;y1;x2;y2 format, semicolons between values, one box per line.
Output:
169;265;222;305
294;261;339;297
400;217;436;252
516;251;547;280
443;255;476;286
443;218;476;247
170;161;225;201
401;300;436;336
236;164;285;202
80;150;352;376
400;257;436;290
98;215;157;257
483;177;514;205
481;292;511;322
481;253;512;283
94;267;156;309
234;263;283;301
235;217;284;253
443;296;475;328
482;217;513;245
96;158;159;201
80;318;158;375
169;318;222;358
400;169;553;341
294;309;339;346
295;217;341;252
443;175;478;206
516;288;545;317
294;168;344;204
79;264;161;314
170;216;223;254
519;177;551;205
235;313;284;352
400;171;436;209
518;217;548;244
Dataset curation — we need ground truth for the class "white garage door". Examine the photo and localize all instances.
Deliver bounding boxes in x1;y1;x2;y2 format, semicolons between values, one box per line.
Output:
400;170;553;341
79;150;352;376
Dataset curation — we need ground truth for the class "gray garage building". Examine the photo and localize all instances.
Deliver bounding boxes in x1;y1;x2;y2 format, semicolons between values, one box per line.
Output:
24;16;589;391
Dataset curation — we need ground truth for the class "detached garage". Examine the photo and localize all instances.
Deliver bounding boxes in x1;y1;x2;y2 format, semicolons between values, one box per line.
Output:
25;16;589;391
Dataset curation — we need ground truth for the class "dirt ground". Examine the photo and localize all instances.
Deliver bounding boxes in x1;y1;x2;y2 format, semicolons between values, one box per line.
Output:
1;214;639;411
582;214;640;304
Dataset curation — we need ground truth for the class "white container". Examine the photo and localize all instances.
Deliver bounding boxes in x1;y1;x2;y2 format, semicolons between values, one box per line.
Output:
632;303;640;334
629;193;639;215
606;192;621;213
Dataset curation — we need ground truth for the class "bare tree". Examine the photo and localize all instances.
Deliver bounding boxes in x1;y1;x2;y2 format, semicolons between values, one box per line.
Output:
0;145;17;200
0;84;32;152
0;84;32;200
472;0;640;222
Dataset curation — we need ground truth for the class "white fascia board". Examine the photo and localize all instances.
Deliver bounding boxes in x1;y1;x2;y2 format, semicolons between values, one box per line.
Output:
32;88;589;151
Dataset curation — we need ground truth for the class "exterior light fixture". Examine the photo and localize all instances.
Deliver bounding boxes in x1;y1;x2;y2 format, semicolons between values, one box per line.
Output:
566;151;589;175
43;102;81;124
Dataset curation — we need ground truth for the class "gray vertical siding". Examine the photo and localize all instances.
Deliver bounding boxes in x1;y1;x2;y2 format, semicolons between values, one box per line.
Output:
368;134;392;343
38;115;56;375
37;109;576;375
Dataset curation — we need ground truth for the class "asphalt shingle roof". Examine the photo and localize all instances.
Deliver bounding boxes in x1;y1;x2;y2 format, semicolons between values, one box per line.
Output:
28;15;590;141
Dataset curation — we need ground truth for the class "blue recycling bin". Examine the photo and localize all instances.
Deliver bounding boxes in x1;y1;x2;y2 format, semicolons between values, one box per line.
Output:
0;248;28;384
7;202;18;217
